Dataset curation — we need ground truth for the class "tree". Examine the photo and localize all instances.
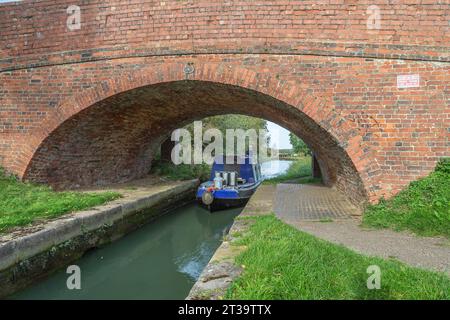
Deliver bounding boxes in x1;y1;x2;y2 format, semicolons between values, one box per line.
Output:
184;114;269;154
289;133;311;156
203;114;267;133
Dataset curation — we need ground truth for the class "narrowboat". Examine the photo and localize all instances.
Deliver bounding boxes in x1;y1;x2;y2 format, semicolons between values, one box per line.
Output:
196;155;263;212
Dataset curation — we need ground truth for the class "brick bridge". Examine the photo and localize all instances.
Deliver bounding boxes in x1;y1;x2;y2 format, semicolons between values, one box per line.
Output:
0;1;448;206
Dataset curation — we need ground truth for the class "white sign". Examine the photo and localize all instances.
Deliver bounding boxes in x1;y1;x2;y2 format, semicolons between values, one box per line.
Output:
397;74;420;89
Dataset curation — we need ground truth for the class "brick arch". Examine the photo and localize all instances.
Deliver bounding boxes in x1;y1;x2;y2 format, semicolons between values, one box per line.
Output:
21;62;381;205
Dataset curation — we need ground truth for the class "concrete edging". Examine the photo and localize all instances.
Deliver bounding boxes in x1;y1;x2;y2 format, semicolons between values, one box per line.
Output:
186;185;275;300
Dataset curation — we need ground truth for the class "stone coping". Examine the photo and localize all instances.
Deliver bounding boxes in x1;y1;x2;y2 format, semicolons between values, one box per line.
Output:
186;185;275;300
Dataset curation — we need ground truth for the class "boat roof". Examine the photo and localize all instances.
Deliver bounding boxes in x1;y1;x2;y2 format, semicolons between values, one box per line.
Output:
210;155;259;181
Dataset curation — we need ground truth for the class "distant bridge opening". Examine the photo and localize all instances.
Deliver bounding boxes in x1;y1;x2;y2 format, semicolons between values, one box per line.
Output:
22;80;368;206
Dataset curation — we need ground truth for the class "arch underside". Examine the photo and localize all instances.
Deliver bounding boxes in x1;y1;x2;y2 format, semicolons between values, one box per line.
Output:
24;80;368;205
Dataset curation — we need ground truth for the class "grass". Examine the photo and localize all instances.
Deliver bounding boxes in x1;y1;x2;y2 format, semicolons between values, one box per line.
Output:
151;161;211;182
363;159;450;238
263;157;314;185
0;169;120;233
226;215;450;300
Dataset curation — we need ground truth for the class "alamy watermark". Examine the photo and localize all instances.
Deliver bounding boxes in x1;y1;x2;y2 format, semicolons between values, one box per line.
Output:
66;5;81;31
170;121;278;165
66;265;81;290
367;265;381;290
63;4;384;35
366;5;381;30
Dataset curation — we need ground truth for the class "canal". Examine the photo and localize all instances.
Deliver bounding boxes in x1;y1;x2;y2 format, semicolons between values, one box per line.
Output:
12;160;292;300
261;160;292;179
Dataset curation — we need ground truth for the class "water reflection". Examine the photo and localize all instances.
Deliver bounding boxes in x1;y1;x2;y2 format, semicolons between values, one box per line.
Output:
261;160;293;179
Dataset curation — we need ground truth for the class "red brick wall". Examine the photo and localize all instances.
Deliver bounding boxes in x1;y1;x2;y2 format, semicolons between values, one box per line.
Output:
0;1;449;207
1;0;448;62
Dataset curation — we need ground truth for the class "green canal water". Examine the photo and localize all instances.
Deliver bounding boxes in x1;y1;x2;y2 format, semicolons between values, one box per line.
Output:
12;203;241;300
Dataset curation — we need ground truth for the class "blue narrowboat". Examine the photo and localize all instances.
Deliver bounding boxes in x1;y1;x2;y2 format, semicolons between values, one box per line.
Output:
196;155;263;212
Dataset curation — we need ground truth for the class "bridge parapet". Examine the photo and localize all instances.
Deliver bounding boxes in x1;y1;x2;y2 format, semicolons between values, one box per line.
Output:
0;0;449;70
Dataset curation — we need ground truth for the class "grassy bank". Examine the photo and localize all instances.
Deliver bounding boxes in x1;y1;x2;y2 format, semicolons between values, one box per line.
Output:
0;170;120;233
363;159;450;238
263;157;315;185
151;161;211;182
226;215;450;300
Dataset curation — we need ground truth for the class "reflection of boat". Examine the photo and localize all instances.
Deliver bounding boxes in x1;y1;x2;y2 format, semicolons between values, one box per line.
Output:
196;155;263;212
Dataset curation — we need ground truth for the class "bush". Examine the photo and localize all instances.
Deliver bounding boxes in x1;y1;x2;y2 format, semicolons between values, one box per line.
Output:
151;162;211;182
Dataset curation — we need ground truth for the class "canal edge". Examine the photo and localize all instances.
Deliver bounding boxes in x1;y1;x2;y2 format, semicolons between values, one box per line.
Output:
186;184;276;300
0;179;199;298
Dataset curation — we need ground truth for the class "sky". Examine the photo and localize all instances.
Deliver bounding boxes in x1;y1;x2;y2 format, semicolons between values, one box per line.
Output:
267;121;292;150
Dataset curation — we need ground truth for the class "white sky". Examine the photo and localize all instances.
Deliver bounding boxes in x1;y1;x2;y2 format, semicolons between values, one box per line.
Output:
267;121;292;150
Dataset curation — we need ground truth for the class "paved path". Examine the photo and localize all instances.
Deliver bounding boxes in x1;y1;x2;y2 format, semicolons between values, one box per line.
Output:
274;183;360;220
241;184;276;216
188;183;450;299
273;183;450;275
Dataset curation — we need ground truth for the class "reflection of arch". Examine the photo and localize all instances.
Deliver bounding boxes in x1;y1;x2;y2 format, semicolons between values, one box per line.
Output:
21;62;380;205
